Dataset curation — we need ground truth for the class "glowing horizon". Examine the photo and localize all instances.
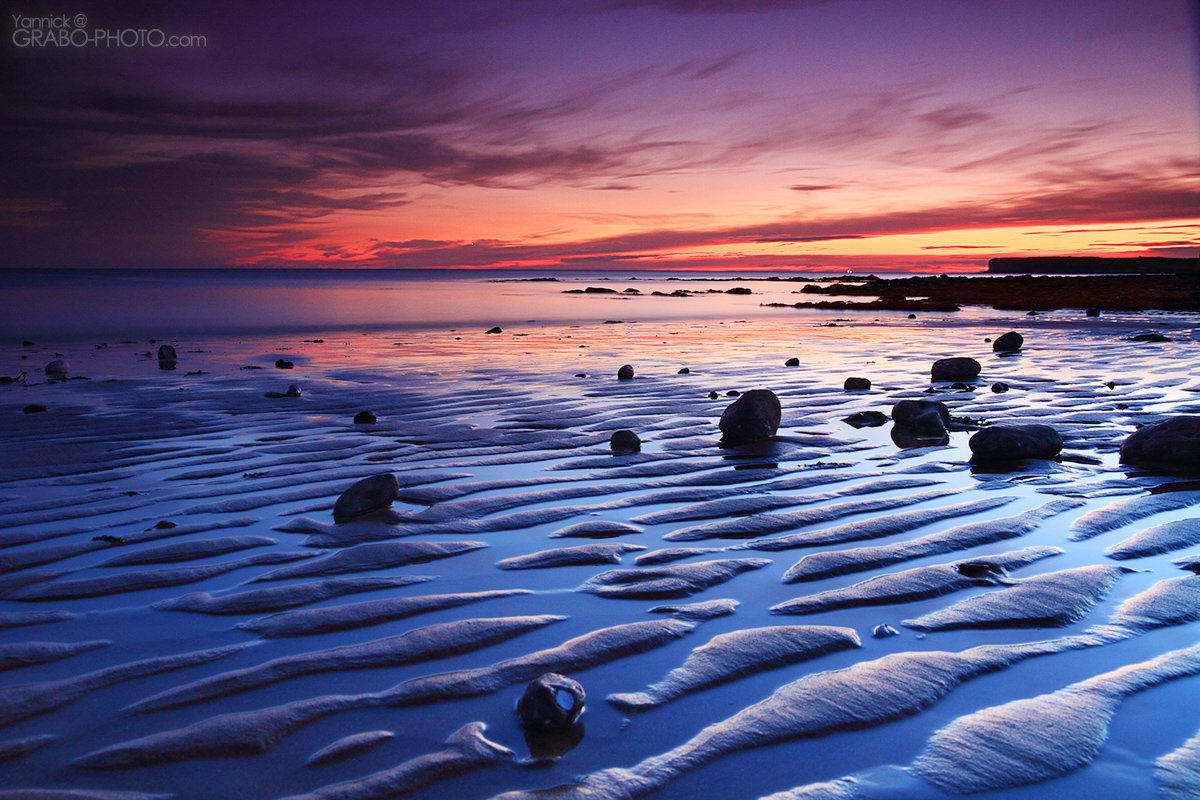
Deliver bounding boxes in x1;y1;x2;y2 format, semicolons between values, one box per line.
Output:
1;1;1197;272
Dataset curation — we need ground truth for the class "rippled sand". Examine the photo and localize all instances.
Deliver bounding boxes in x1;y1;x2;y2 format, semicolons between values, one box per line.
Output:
1;310;1198;800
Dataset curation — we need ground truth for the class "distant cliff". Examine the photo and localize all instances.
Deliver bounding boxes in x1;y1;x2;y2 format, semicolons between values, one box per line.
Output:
988;256;1199;275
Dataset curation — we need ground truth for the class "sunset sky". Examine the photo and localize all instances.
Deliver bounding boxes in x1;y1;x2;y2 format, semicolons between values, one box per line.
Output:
1;0;1197;272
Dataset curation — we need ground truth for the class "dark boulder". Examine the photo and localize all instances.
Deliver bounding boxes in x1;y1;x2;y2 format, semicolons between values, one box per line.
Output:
517;673;585;729
930;357;981;382
891;400;951;429
23;404;46;414
890;400;950;447
485;326;503;334
610;430;641;452
1129;333;1170;343
719;389;781;445
726;287;751;295
617;364;635;380
707;391;719;399
992;331;1023;352
332;473;400;523
275;359;294;369
1085;307;1100;317
843;377;871;391
156;345;178;360
1120;416;1200;471
353;410;377;424
844;410;889;428
44;360;69;377
969;424;1063;462
785;357;800;367
991;382;1009;393
677;367;690;374
264;385;301;399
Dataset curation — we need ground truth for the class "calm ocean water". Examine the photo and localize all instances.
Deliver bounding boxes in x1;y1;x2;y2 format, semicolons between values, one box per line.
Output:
0;268;995;340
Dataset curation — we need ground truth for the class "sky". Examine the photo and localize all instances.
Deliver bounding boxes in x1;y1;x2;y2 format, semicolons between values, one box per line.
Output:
1;0;1197;272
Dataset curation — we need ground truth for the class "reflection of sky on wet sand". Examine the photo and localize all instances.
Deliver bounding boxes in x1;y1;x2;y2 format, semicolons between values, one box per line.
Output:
5;268;1186;341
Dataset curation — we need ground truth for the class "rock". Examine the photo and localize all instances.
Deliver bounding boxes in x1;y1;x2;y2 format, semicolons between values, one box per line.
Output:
265;385;302;399
969;424;1063;462
44;360;69;377
951;382;974;391
517;673;585;729
992;331;1023;352
907;314;916;319
707;391;719;399
677;367;690;374
930;357;980;382
617;364;635;380
574;373;586;378
1120;416;1200;471
485;326;503;334
873;624;899;638
275;359;294;369
23;404;46;414
353;411;377;424
610;430;641;452
157;345;178;360
332;474;400;523
1026;310;1038;315
843;377;870;391
890;400;950;447
22;340;33;346
1086;307;1100;317
891;400;950;429
719;389;781;446
785;357;800;367
726;287;751;294
844;411;889;428
991;382;1009;393
1129;333;1170;342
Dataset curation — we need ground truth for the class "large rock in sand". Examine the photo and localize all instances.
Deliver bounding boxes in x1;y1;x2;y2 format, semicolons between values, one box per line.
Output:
719;389;781;445
333;473;400;523
992;331;1023;352
44;360;69;377
969;424;1062;462
930;357;981;382
891;400;950;430
1120;416;1200;472
517;673;586;729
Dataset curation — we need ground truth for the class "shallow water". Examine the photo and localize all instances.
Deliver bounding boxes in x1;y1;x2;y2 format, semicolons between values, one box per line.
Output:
0;277;1198;799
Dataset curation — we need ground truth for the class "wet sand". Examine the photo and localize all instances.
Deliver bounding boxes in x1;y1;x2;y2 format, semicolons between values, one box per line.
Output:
1;308;1198;800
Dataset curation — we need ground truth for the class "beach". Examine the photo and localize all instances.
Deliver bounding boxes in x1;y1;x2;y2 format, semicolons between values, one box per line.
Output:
1;271;1199;800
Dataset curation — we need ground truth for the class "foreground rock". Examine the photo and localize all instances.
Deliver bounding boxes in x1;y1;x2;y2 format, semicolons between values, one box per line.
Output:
930;357;980;382
332;473;400;523
890;399;950;446
992;331;1023;352
518;673;585;729
1120;416;1200;471
610;430;641;452
44;360;69;377
969;424;1063;462
718;389;781;445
